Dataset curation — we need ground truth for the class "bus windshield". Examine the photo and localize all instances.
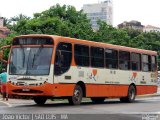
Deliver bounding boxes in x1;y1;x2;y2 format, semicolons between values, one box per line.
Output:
9;47;53;75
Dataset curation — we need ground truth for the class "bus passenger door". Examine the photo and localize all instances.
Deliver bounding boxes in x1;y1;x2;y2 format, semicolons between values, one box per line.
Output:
54;42;72;83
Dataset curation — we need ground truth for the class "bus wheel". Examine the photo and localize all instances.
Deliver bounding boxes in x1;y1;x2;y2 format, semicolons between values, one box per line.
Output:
68;85;83;105
91;97;105;103
120;85;136;103
33;97;47;105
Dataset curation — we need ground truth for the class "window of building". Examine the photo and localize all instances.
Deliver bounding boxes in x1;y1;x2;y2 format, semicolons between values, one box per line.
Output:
101;8;106;12
151;56;157;72
131;53;141;71
91;47;104;68
142;54;151;72
119;51;130;70
74;44;89;67
54;42;72;75
105;49;118;69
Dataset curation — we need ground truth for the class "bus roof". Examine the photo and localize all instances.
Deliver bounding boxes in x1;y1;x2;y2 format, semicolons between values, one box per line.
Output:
15;34;157;56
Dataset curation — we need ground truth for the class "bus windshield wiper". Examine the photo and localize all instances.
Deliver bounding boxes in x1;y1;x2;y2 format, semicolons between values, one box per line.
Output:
32;44;44;67
20;44;25;67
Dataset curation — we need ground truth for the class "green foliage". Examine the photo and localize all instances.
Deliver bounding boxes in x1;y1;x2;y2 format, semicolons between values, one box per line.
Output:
0;33;18;70
1;4;160;70
11;4;93;40
0;34;11;60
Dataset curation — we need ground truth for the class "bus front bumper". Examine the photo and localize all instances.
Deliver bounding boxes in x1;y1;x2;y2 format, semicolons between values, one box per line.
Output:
6;82;75;97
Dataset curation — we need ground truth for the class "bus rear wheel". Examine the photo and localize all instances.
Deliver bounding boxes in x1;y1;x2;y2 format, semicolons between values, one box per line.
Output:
120;85;136;103
33;97;47;105
68;85;83;105
91;97;105;103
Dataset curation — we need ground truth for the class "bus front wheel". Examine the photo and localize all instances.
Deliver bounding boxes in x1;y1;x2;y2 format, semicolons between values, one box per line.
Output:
68;85;83;105
120;85;136;103
33;97;47;105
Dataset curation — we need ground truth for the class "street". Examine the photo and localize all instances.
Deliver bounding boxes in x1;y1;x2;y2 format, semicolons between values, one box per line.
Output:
0;95;160;120
0;96;160;114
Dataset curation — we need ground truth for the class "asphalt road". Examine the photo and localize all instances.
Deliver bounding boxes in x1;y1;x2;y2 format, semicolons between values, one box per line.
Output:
0;96;160;120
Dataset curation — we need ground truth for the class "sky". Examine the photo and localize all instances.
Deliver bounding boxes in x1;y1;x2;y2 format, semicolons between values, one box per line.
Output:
0;0;159;27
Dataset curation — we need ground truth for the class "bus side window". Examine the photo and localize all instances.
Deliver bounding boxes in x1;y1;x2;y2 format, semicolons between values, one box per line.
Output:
131;53;141;71
119;51;130;70
74;44;89;67
142;54;151;72
151;56;157;72
54;42;72;75
91;47;104;68
105;49;118;69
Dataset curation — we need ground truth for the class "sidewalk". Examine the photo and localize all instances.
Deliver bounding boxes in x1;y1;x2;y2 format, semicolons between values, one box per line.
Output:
6;98;34;104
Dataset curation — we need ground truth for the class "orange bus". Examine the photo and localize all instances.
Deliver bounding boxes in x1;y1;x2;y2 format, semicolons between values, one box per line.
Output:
0;34;158;105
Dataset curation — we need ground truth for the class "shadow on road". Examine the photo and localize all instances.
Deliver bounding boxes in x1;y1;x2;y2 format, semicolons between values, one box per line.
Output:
13;99;142;108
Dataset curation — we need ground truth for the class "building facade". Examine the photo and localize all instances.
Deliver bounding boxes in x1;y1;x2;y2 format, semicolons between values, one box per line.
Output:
82;0;113;30
0;17;10;38
118;20;144;31
143;25;160;32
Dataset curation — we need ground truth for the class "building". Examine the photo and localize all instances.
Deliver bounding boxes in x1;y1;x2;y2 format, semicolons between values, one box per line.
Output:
0;17;10;38
143;25;160;32
118;20;144;31
82;0;113;30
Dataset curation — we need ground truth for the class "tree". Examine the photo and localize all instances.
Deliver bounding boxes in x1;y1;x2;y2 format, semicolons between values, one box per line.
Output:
1;4;160;70
12;4;93;40
10;14;30;22
3;17;11;26
93;20;130;45
0;32;18;71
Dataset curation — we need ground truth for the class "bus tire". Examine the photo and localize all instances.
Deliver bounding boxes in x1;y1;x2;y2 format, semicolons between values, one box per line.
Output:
91;97;105;103
33;97;47;105
120;85;136;103
68;85;83;105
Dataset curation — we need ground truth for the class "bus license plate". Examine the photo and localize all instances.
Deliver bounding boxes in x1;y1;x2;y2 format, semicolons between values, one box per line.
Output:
22;88;30;91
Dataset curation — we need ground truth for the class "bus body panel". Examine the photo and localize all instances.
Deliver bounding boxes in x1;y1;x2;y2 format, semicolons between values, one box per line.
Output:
7;65;158;97
7;82;157;97
54;66;157;86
